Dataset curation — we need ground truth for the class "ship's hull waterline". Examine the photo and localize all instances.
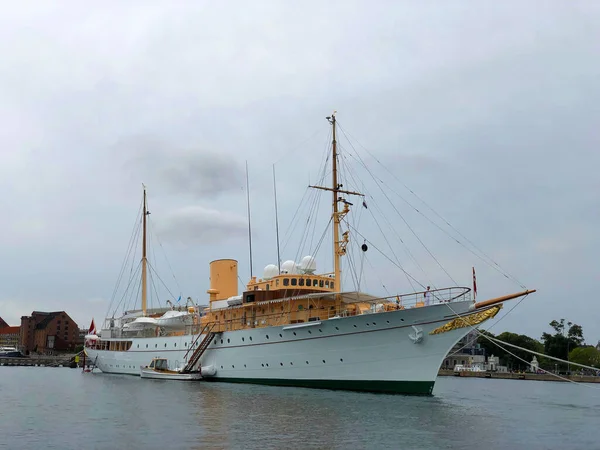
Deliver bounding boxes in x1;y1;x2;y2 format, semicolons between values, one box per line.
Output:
86;300;483;395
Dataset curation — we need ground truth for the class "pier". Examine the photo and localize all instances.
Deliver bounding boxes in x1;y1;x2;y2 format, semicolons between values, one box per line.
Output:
0;354;77;368
438;369;600;383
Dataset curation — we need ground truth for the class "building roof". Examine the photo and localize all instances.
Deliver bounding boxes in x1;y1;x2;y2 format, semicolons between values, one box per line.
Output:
0;326;20;335
0;317;8;328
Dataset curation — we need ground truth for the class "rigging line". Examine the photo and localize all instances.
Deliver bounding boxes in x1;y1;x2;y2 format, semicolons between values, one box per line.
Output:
148;264;162;310
337;122;525;289
150;219;182;297
344;220;425;290
361;191;430;291
112;260;142;316
339;131;458;286
441;299;600;391
281;128;332;251
366;194;433;289
107;200;143;312
122;262;143;315
148;262;178;301
363;253;391;296
272;126;325;166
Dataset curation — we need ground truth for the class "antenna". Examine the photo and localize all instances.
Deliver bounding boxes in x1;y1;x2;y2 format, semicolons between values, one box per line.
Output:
273;164;282;274
245;161;254;278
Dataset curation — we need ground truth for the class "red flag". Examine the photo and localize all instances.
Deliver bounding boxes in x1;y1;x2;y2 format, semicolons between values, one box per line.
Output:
472;267;477;299
88;318;96;335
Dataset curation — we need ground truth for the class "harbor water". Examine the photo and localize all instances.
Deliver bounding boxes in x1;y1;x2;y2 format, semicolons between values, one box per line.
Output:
1;367;598;449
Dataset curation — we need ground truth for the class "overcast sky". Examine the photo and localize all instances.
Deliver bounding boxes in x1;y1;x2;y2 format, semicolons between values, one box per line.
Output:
1;1;598;344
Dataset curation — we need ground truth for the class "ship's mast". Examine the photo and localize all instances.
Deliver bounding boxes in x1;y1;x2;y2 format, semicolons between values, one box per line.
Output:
310;112;363;298
141;185;148;317
331;114;341;290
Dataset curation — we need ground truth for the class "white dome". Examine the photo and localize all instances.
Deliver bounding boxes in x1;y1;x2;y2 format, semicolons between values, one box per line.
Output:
263;264;279;280
280;260;297;274
299;255;317;274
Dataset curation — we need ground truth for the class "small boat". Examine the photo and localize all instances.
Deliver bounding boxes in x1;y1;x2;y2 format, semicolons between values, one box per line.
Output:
140;357;202;381
0;346;22;357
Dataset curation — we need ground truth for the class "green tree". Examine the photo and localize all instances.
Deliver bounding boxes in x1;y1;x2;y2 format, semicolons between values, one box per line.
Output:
477;330;545;370
541;319;584;371
568;346;600;370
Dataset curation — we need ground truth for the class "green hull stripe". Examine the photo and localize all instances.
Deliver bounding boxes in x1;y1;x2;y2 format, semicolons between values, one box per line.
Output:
203;377;435;395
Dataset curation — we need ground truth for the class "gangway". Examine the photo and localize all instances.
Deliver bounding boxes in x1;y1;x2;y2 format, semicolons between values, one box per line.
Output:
181;323;218;374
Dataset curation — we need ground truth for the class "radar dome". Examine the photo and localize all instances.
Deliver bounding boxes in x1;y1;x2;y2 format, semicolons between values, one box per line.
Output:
299;255;317;274
280;260;297;274
263;264;279;280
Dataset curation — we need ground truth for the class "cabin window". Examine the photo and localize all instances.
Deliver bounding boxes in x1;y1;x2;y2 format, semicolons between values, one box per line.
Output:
298;305;304;310
283;278;289;286
313;279;319;287
319;280;324;287
246;294;255;303
266;284;269;291
276;279;280;287
291;278;297;286
299;278;305;287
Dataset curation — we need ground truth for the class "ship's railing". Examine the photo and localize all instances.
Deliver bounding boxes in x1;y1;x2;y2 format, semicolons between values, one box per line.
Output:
205;287;471;332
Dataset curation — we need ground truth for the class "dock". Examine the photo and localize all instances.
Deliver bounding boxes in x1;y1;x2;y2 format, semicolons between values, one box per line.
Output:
0;354;77;368
438;369;600;383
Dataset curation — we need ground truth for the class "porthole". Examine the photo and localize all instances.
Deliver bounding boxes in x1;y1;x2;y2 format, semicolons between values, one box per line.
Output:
137;344;139;348
185;342;188;347
174;343;177;347
266;335;269;339
401;319;404;322
319;329;322;333
335;327;339;331
266;363;269;367
214;340;217;345
280;362;283;366
146;344;148;348
262;363;265;367
244;364;247;368
306;361;309;364
221;339;223;344
386;321;390;324
250;336;253;341
366;323;370;327
221;365;223;369
322;360;326;364
227;339;230;343
232;365;235;368
340;358;344;362
353;324;357;328
279;334;282;338
164;343;167;348
290;362;293;365
293;332;297;336
372;323;376;326
308;330;312;334
155;344;157;348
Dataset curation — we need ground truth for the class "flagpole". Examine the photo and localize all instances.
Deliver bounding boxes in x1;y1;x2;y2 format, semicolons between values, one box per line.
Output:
472;267;477;301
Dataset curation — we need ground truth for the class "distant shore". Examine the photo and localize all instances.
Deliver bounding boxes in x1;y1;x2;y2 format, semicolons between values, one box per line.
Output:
438;369;600;383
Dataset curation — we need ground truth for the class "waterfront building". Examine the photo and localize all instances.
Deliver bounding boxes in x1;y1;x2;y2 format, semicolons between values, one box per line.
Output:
20;311;80;355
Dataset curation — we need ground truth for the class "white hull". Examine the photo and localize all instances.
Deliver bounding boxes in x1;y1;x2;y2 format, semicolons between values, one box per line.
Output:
86;301;484;394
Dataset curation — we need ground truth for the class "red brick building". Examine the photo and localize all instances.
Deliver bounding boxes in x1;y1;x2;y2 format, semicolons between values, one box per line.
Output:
0;326;20;348
20;311;80;354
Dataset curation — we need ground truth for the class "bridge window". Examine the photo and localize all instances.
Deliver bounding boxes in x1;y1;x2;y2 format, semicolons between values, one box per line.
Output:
299;278;305;287
283;278;289;286
313;279;319;287
291;278;297;286
319;280;324;287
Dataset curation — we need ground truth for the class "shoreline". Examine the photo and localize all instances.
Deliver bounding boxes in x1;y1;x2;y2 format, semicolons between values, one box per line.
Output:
438;369;600;383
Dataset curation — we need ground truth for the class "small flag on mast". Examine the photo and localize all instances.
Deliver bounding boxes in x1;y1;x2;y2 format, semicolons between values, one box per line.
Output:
472;267;477;300
176;295;182;303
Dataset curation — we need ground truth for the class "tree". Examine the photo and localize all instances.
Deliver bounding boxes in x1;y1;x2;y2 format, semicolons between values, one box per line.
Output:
541;319;585;371
569;346;600;370
477;330;545;370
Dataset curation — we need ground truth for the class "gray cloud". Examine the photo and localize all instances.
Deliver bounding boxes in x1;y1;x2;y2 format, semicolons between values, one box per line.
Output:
155;205;247;245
